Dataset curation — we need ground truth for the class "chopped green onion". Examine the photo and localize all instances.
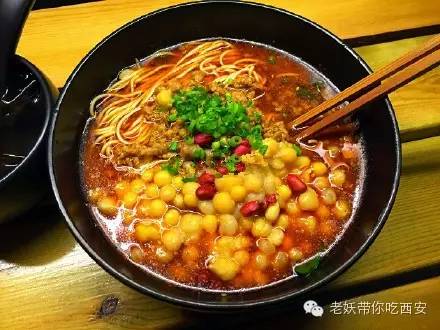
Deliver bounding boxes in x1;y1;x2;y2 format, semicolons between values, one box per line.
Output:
292;144;302;156
211;141;221;150
246;125;267;154
250;111;262;124
260;144;268;155
161;157;181;175
225;155;240;172
168;113;177;122
220;137;228;146
184;136;194;145
228;136;242;147
213;149;225;158
296;85;320;100
193;147;206;160
172;87;267;155
182;176;197;183
169;141;179;152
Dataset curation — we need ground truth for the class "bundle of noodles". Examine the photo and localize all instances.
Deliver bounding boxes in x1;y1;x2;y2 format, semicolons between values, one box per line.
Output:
89;40;267;167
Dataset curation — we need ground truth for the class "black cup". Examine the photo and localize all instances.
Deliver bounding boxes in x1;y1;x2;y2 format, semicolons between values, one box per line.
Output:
0;0;58;222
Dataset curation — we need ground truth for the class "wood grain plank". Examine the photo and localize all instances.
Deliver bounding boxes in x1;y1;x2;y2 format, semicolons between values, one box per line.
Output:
356;35;440;142
1;136;439;329
253;0;440;41
18;0;188;88
16;0;440;87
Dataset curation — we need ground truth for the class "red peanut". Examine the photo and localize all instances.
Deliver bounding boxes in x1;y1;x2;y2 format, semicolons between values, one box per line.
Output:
196;185;217;200
194;133;213;147
198;172;215;185
286;174;307;193
240;200;261;217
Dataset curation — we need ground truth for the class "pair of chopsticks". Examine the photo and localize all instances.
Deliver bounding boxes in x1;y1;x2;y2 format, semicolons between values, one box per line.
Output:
293;34;440;141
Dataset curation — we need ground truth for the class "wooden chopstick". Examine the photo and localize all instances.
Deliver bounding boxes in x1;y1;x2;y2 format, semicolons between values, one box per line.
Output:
295;46;440;141
291;34;440;130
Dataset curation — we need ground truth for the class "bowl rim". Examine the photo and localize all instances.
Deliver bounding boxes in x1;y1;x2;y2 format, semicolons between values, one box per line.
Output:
48;0;402;310
0;55;53;187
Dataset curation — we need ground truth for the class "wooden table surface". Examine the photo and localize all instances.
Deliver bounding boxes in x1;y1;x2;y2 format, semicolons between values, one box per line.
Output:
1;0;440;329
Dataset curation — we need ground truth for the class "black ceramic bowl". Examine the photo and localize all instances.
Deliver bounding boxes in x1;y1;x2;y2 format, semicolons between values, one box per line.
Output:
0;55;57;222
49;1;401;310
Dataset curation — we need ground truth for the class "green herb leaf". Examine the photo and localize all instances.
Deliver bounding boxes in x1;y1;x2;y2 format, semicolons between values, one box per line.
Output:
247;125;267;154
193;147;206;160
168;113;177;122
182;176;197;183
292;144;302;156
169;141;179;152
161;157;181;175
225;155;240;172
173;87;249;138
213;147;228;158
294;255;321;276
296;85;319;100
